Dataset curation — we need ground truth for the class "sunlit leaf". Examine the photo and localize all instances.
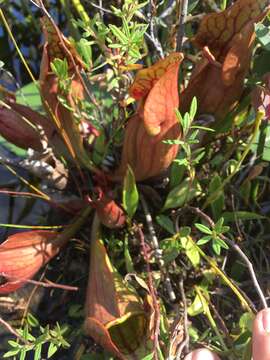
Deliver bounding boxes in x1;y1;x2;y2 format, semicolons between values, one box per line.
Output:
162;178;201;211
195;223;212;235
180;235;200;267
16;82;42;110
122;165;139;219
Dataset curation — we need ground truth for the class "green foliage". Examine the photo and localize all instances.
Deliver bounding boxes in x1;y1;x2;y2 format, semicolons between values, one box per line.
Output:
255;23;270;51
196;218;230;255
50;58;68;81
76;0;148;65
122;165;139;219
3;314;70;359
16;82;42;110
2;1;270;359
162;177;202;210
75;38;92;69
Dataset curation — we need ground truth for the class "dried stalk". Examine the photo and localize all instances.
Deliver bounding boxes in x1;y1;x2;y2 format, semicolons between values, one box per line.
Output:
140;193;176;302
175;278;189;359
176;0;189;51
137;227;160;360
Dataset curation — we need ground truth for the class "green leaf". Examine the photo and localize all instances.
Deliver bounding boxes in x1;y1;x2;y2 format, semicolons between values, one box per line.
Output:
255;23;270;51
188;0;200;12
180;236;200;267
234;330;251;347
222;211;265;222
160;237;181;264
142;353;154;360
254;49;270;78
170;152;186;187
35;333;48;345
188;294;206;316
239;313;254;332
7;340;19;348
175;109;184;128
48;343;58;358
162;178;201;211
3;349;21;358
27;313;39;328
214;217;224;233
182;113;190;135
76;38;92;69
259;122;270;162
109;24;129;43
68;304;84;319
212;242;221;255
34;344;42;360
215;237;229;250
195;223;212;235
197;236;212;245
189;97;197;122
209;174;224;221
173;158;188;166
124;237;135;273
19;350;27;360
51;58;68;80
122;165;139;218
23;324;29;340
178;227;191;237
156;215;175;235
16;82;42;110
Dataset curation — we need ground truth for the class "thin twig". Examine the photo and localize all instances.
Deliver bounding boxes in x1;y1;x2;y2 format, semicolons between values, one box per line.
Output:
209;301;232;346
98;0;104;20
175;278;189;359
137;227;160;360
176;0;189;51
21;268;47;327
0;317;29;345
147;0;164;58
0;273;79;291
186;206;268;309
160;0;176;19
140;193;176;302
88;1;112;15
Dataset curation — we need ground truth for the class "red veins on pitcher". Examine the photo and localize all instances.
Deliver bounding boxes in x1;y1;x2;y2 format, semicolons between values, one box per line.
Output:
112;53;183;181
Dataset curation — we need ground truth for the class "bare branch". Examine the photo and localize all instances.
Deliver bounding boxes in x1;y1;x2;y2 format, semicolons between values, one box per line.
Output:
137;227;160;360
176;0;189;51
140;193;176;302
0;317;30;345
175;279;190;359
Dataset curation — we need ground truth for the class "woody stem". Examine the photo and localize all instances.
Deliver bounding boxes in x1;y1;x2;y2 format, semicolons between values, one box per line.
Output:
176;0;189;51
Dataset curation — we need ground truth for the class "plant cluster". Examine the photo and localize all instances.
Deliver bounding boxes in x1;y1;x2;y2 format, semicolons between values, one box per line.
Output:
0;0;270;359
